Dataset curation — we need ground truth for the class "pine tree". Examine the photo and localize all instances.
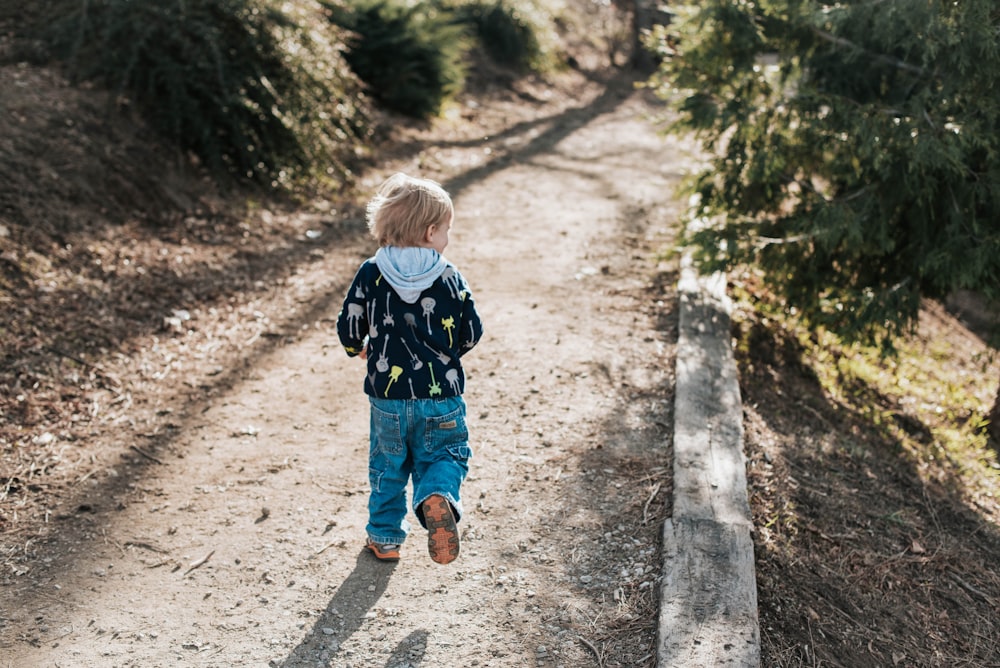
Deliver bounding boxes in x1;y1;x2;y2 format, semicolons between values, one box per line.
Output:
649;0;1000;439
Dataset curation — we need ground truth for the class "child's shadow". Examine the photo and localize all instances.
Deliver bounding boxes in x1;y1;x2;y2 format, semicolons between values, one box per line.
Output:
383;629;429;667
280;549;403;666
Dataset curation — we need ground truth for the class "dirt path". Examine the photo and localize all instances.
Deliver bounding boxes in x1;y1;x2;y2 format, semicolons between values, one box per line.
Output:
3;80;695;667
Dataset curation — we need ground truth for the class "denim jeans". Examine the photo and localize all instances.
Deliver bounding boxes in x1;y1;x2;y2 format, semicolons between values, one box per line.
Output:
366;395;471;545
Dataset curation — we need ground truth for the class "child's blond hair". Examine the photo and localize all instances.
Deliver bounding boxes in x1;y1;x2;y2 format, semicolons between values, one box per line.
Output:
367;173;454;247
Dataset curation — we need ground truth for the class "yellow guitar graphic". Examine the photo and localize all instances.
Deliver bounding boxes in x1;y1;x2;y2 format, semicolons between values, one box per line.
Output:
428;362;442;397
441;315;455;347
384;365;403;397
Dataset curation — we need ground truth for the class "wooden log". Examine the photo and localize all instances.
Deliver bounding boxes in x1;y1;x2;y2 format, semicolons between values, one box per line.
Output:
659;518;759;667
659;256;760;667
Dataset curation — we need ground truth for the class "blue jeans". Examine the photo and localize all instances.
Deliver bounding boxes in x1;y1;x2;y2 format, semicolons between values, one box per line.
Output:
366;395;471;545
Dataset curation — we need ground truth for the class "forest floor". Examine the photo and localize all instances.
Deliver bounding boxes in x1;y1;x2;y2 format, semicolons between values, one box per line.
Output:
2;4;1000;667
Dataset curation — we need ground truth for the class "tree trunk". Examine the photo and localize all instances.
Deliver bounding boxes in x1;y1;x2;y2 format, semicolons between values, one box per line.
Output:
629;0;654;71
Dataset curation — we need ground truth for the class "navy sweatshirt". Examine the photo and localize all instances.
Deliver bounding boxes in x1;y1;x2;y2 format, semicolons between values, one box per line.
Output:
336;256;483;399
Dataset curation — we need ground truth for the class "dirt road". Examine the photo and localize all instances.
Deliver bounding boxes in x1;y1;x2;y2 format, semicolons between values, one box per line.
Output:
3;79;695;667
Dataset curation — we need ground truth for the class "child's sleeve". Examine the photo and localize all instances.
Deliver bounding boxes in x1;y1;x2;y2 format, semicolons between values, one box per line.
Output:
336;266;369;357
456;270;483;356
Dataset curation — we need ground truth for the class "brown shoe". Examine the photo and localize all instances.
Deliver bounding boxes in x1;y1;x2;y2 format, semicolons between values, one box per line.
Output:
365;538;401;561
421;494;459;565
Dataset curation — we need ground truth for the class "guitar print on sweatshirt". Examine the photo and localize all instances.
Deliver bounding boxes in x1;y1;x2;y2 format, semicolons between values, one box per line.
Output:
420;297;436;334
376;335;390;373
345;303;364;340
446;368;460;393
428;362;442;397
384;365;403;397
441;267;461;299
401;339;423;370
382;293;394;327
366;300;378;339
421;340;451;366
441;316;455;346
464;320;478;350
336;258;482;399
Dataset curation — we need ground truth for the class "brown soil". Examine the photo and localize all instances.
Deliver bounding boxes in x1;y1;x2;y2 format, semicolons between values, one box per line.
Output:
740;292;1000;667
0;17;684;664
2;4;1000;667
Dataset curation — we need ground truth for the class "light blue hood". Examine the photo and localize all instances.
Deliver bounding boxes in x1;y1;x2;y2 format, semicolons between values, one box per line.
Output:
374;246;448;304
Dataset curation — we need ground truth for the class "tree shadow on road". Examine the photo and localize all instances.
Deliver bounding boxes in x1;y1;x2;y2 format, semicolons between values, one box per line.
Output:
0;68;656;659
0;70;644;573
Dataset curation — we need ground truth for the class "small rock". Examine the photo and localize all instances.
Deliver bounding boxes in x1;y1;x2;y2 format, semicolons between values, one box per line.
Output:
33;432;56;446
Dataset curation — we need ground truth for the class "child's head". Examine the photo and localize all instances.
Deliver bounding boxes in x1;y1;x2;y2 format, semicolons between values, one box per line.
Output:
367;173;454;250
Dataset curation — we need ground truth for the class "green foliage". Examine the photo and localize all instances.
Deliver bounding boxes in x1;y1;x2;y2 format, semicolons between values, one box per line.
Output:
327;0;468;118
49;0;370;188
326;0;557;117
446;0;551;73
649;0;1000;344
730;273;1000;490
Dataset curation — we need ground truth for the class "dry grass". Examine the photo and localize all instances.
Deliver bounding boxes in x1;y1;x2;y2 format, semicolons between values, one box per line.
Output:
732;269;1000;667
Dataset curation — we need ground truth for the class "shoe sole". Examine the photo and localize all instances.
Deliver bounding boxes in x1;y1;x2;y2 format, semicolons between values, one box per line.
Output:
422;495;459;565
365;540;400;561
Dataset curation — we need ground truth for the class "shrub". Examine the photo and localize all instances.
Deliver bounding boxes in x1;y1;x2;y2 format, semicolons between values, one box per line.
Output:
327;0;468;119
446;0;550;74
648;0;1000;344
48;0;370;189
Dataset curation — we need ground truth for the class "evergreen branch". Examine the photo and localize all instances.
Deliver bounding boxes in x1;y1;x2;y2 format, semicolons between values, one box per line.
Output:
810;27;927;77
781;172;865;205
840;186;871;203
888;277;912;295
922;108;936;131
756;234;812;248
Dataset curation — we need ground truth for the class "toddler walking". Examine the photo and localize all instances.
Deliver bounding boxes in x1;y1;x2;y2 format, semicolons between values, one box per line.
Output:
336;172;483;565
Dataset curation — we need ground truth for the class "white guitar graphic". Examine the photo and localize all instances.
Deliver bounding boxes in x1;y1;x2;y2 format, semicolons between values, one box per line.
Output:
376;335;390;373
366;300;378;339
421;340;451;366
446;368;460;393
382;293;394;326
345;303;364;340
401;339;423;370
463;320;478;349
441;267;460;298
420;297;436;334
